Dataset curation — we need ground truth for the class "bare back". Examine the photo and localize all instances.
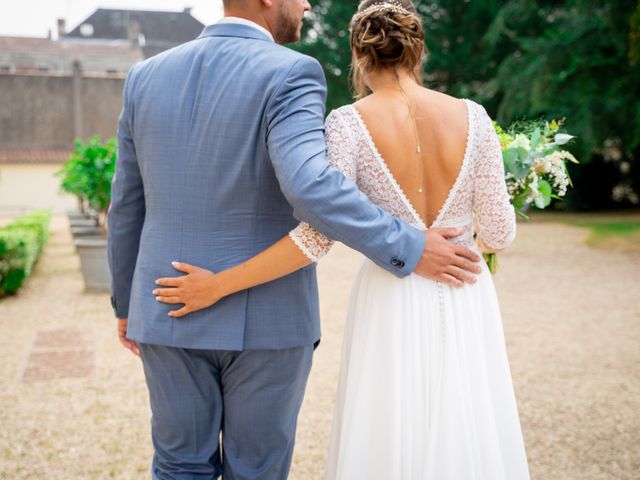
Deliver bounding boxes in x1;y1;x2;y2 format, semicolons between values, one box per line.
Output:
354;88;469;228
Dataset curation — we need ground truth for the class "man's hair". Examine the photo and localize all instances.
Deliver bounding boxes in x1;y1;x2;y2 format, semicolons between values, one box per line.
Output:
222;0;248;6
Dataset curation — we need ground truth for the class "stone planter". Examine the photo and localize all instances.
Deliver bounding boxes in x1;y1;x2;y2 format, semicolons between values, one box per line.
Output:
71;225;104;238
75;236;110;292
69;217;99;228
67;210;89;221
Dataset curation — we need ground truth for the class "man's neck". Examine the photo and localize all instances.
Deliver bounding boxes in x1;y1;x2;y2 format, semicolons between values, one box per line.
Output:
223;10;273;37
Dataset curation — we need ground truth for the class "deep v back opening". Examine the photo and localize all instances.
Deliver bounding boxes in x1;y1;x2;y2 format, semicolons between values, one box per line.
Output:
349;99;472;230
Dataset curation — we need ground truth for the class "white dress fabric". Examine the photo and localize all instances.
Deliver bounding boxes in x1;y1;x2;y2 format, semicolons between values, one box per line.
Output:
290;100;530;479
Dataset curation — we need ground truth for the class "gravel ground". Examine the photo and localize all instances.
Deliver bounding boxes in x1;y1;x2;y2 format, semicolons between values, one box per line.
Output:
0;216;638;479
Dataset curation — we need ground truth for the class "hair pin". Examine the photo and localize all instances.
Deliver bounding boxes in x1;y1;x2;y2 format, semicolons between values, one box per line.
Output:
352;1;412;23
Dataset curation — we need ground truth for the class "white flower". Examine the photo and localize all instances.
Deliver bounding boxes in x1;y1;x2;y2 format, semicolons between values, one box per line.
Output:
508;133;531;150
554;133;575;146
531;150;574;199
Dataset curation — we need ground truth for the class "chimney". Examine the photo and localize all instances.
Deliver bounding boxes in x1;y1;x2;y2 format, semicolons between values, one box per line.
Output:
184;7;192;15
57;18;66;37
128;20;141;47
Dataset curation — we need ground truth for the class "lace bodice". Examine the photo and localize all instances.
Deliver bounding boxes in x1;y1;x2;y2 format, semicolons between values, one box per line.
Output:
289;99;516;262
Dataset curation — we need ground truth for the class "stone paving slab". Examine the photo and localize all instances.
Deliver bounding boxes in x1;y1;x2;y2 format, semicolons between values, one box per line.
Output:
23;349;94;382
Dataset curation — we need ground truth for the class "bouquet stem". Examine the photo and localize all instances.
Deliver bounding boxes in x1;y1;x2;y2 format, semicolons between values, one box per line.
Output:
484;252;498;275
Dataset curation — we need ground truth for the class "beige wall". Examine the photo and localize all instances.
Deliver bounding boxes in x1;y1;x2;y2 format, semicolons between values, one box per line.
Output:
0;73;124;150
0;164;76;215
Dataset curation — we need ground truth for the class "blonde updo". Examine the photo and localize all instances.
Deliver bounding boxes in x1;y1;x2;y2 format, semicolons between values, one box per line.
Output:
350;0;425;99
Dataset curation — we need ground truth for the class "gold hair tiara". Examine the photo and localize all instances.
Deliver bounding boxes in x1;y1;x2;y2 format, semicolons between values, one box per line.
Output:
351;1;412;23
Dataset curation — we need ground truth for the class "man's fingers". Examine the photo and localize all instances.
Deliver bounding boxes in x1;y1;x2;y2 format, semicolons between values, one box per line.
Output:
125;340;141;357
437;273;463;288
432;228;463;239
454;245;481;263
169;306;191;318
156;296;183;305
451;255;482;274
155;277;183;287
446;266;477;285
119;337;140;357
116;318;139;357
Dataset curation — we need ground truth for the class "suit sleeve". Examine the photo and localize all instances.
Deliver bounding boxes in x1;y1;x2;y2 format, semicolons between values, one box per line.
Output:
288;109;356;262
266;56;425;277
107;67;146;318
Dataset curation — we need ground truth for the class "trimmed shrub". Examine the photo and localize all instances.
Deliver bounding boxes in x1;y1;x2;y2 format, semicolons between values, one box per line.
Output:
56;136;116;228
0;210;51;298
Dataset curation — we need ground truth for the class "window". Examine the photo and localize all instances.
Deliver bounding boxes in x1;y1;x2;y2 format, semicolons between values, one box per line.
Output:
80;23;94;37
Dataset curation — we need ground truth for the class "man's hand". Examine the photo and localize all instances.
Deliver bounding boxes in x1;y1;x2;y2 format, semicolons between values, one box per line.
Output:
414;228;482;288
117;318;140;357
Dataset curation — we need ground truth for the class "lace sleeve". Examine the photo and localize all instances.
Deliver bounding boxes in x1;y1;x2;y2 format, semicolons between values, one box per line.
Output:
289;109;357;261
473;105;516;250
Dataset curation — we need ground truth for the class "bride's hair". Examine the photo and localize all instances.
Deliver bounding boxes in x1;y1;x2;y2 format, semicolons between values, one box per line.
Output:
349;0;425;99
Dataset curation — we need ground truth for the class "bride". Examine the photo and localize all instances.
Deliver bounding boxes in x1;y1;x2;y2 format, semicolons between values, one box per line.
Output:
154;0;530;478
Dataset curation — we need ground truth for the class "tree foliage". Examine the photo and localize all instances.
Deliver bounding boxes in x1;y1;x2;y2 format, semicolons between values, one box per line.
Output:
293;0;640;210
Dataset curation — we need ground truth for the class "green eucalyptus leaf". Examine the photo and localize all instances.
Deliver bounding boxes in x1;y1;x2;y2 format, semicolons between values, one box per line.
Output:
535;180;553;209
513;191;530;210
530;128;541;150
503;147;530;179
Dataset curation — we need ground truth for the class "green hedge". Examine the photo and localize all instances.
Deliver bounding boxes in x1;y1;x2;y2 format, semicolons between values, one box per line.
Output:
0;210;51;298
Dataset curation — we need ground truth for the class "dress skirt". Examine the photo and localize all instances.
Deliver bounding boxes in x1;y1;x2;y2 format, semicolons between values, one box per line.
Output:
325;258;530;479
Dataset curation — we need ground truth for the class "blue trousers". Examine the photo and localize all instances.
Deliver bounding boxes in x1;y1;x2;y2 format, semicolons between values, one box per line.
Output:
139;343;314;480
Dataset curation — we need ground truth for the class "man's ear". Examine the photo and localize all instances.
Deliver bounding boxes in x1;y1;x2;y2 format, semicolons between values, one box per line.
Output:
260;0;274;7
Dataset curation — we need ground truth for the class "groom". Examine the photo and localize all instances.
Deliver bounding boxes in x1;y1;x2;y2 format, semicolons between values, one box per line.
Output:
108;0;481;478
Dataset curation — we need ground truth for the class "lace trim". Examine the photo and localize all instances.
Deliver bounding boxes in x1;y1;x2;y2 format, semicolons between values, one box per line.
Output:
430;98;474;228
288;229;318;262
348;105;427;231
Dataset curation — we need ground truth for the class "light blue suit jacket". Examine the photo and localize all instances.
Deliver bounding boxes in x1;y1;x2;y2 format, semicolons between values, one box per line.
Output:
107;24;425;350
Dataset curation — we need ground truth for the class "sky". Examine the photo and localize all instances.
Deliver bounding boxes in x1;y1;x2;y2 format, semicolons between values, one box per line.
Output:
1;0;224;38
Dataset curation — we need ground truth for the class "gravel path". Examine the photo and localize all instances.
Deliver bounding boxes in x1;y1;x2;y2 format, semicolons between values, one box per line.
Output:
0;216;638;479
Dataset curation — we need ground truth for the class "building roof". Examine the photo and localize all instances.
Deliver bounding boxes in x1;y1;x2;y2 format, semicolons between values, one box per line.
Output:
0;36;138;56
0;35;144;74
0;149;72;164
66;8;205;48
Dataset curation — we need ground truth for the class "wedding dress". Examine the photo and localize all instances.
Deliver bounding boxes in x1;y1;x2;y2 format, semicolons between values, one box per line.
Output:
290;99;530;479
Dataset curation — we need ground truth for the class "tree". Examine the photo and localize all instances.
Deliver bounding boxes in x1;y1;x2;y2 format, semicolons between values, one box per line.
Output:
294;0;357;113
484;0;640;209
293;0;640;210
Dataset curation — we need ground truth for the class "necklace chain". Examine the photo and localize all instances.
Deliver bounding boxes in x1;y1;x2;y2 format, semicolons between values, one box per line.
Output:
386;71;425;194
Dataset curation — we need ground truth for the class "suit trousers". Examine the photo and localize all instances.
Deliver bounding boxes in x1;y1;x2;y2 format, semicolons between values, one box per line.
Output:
139;343;314;480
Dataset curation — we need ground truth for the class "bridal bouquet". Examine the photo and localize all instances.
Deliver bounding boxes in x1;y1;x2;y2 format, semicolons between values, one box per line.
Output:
484;118;578;274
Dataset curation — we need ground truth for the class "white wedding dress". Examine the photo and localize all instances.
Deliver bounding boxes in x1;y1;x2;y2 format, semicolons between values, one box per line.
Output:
290;99;530;479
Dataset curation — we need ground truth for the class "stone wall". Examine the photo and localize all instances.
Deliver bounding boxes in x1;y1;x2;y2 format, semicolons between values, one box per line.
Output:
0;70;125;150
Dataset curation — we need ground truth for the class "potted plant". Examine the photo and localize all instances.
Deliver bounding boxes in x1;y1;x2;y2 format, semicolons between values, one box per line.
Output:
58;153;96;228
58;138;113;232
58;136;116;292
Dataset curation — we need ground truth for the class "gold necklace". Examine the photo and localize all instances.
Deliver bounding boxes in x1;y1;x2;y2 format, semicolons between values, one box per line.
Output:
379;73;425;194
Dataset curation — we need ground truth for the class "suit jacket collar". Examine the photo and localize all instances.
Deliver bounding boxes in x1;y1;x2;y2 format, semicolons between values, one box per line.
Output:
198;23;274;43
